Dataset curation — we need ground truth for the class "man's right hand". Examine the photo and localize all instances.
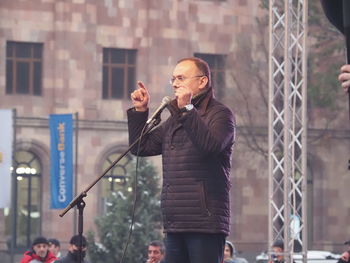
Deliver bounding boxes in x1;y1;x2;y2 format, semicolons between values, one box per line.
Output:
146;258;157;263
131;81;150;111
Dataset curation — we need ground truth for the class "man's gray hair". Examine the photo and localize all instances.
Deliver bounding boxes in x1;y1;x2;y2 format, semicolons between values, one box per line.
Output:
149;240;165;255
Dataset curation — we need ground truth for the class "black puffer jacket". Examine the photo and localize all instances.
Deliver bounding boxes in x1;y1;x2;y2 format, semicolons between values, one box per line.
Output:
127;88;235;235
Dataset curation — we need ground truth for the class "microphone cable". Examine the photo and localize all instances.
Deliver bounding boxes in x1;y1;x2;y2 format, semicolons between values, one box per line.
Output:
119;121;152;263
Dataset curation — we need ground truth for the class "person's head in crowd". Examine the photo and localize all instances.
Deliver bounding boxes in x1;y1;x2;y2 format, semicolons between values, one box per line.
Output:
32;236;50;259
271;239;284;262
147;240;165;263
48;238;61;257
224;240;236;260
68;235;88;260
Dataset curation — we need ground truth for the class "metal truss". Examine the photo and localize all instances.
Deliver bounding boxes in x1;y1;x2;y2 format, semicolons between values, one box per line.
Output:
268;1;308;263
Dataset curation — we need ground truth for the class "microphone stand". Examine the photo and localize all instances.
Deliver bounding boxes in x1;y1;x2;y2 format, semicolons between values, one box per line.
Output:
59;116;162;263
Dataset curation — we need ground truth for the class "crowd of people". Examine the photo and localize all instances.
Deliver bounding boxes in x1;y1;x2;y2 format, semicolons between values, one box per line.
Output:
20;236;252;263
145;238;350;263
19;235;89;263
19;235;350;263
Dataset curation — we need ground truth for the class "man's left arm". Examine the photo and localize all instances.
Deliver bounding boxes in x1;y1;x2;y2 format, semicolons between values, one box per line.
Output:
179;106;235;155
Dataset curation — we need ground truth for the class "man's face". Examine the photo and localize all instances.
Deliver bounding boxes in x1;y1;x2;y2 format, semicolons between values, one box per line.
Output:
48;243;60;256
172;60;207;96
147;245;164;263
224;244;232;260
33;243;48;259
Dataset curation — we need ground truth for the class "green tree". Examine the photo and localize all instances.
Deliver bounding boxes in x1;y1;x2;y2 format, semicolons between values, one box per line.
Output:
87;157;163;263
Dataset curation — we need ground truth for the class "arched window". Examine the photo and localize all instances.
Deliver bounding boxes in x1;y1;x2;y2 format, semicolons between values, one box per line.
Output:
101;152;133;197
99;152;134;214
5;150;42;249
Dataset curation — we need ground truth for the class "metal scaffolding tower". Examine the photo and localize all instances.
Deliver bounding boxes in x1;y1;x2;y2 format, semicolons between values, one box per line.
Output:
268;1;308;263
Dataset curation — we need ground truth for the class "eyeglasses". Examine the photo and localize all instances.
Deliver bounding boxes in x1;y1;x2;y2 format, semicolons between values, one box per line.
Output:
169;75;205;85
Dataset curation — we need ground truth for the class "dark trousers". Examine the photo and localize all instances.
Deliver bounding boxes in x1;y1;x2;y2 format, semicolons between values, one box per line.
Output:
165;232;226;263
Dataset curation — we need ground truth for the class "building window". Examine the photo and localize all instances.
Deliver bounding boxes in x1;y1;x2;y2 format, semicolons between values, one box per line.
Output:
102;48;137;100
5;150;42;250
194;53;226;99
6;41;43;95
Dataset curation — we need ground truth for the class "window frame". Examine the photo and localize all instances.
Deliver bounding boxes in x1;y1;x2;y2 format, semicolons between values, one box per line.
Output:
5;150;42;251
6;41;43;96
102;48;137;100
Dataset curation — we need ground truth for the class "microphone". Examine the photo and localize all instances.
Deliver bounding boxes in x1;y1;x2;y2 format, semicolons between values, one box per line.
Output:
146;96;172;124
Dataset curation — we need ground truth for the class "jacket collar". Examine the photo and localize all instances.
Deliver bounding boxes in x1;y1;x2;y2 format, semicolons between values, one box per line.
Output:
192;87;212;115
167;87;213;116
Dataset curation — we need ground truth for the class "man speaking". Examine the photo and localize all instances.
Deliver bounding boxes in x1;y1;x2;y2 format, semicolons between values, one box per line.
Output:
127;57;236;263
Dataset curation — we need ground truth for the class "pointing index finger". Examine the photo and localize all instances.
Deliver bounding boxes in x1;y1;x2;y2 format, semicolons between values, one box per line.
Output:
137;81;147;91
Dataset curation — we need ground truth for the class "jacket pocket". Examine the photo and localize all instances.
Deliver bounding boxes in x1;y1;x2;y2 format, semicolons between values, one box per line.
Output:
198;180;211;217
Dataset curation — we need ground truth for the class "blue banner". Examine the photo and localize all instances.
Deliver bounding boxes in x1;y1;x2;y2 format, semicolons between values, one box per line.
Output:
49;114;73;209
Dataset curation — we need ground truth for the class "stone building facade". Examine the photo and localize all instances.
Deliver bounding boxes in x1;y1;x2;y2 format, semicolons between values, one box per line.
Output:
0;0;349;261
